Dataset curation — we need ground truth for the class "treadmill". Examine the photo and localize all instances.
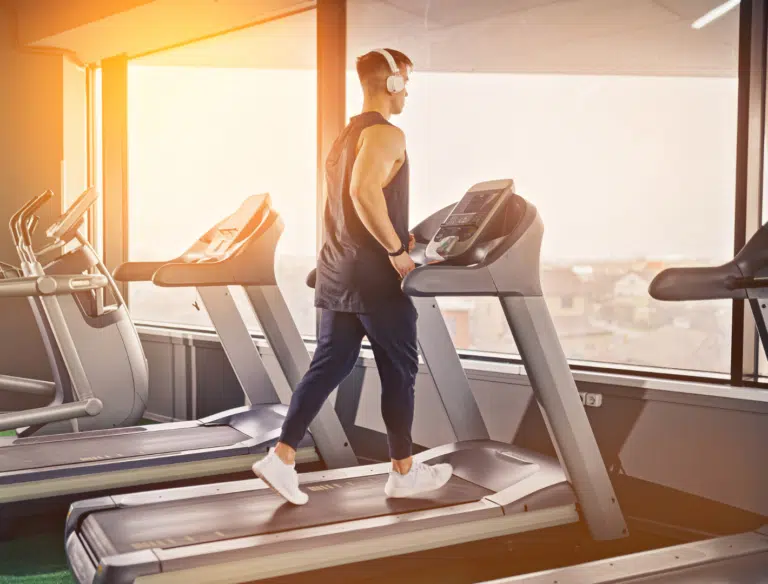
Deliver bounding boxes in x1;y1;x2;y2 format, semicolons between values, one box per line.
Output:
0;193;356;510
480;224;768;583
64;179;628;584
0;188;149;437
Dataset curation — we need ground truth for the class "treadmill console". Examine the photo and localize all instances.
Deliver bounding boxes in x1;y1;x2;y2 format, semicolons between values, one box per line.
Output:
425;179;515;262
46;188;99;242
201;194;271;260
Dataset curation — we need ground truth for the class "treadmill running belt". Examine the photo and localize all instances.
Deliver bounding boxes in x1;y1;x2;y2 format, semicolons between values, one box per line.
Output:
82;474;492;558
0;426;249;472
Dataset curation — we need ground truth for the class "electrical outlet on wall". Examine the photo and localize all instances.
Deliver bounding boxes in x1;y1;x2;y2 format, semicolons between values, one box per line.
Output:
578;391;603;407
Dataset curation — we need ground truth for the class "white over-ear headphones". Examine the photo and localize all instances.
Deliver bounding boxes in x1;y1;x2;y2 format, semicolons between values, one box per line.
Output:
374;49;405;94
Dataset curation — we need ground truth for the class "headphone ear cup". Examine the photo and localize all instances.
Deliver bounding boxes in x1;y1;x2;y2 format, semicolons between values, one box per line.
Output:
388;74;405;94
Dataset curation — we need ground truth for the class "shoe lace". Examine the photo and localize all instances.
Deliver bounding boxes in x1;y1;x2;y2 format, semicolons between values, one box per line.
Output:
412;461;437;479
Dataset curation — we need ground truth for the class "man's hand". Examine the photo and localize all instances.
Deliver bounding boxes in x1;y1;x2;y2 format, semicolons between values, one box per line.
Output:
390;250;416;279
408;233;416;252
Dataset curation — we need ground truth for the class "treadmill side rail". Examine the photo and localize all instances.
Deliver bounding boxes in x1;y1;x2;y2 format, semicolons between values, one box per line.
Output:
487;466;576;513
87;548;162;584
98;549;162;584
66;496;119;541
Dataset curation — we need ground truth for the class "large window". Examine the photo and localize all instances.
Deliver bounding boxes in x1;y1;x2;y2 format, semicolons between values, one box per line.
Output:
127;10;318;336
347;0;739;373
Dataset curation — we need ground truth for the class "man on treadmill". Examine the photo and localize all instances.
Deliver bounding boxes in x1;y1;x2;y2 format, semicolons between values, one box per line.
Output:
253;49;453;505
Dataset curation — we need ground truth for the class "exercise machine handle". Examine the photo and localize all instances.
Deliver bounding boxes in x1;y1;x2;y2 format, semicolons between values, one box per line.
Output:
0;274;108;298
0;398;103;433
19;190;53;250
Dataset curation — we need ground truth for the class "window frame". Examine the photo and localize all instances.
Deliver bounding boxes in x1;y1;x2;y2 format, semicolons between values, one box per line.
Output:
93;0;768;387
731;0;768;386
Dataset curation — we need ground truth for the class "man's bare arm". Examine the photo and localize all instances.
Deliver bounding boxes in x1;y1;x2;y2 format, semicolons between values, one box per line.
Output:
349;125;406;254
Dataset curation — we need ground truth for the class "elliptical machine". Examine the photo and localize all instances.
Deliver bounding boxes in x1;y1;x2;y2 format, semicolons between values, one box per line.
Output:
0;189;148;436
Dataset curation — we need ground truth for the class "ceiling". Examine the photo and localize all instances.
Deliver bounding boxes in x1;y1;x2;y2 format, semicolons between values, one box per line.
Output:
136;0;740;77
4;0;315;65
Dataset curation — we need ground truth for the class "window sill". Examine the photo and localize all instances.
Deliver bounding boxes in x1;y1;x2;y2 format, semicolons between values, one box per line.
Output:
134;323;768;409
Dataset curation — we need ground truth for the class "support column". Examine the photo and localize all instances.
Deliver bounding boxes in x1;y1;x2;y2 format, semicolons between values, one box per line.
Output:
316;0;346;253
315;0;346;336
102;55;129;300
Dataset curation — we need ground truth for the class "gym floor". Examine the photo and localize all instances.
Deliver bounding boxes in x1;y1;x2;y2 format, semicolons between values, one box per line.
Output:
0;533;71;584
0;429;72;584
1;418;157;584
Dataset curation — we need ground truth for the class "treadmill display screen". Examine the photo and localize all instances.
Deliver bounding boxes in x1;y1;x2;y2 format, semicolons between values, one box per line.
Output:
437;190;501;237
457;190;499;215
47;188;99;239
445;215;476;226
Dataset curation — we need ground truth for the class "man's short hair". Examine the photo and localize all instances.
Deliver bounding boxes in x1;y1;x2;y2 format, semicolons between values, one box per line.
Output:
356;49;413;88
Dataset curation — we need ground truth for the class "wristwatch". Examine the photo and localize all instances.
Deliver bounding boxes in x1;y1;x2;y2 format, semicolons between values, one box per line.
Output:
387;242;407;257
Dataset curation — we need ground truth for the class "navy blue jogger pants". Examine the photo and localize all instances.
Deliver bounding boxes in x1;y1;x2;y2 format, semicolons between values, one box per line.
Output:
279;297;419;461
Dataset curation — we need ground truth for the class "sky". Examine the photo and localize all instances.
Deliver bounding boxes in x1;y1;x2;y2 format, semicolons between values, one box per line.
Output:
127;66;738;265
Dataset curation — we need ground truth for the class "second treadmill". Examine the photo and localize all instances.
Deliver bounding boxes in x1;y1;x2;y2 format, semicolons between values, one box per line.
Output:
0;194;356;509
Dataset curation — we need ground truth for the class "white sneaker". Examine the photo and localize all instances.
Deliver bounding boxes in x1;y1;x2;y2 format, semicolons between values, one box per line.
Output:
252;448;309;505
384;461;453;498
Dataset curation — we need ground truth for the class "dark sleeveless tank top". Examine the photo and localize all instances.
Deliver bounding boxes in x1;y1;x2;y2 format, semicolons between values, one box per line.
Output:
315;111;410;313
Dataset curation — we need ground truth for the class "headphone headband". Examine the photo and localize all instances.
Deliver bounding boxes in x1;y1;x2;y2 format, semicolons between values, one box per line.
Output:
374;49;399;74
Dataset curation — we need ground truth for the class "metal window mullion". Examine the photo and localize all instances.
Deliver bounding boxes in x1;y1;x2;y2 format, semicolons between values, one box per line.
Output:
86;66;95;243
316;0;346;338
85;65;106;314
732;0;767;384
